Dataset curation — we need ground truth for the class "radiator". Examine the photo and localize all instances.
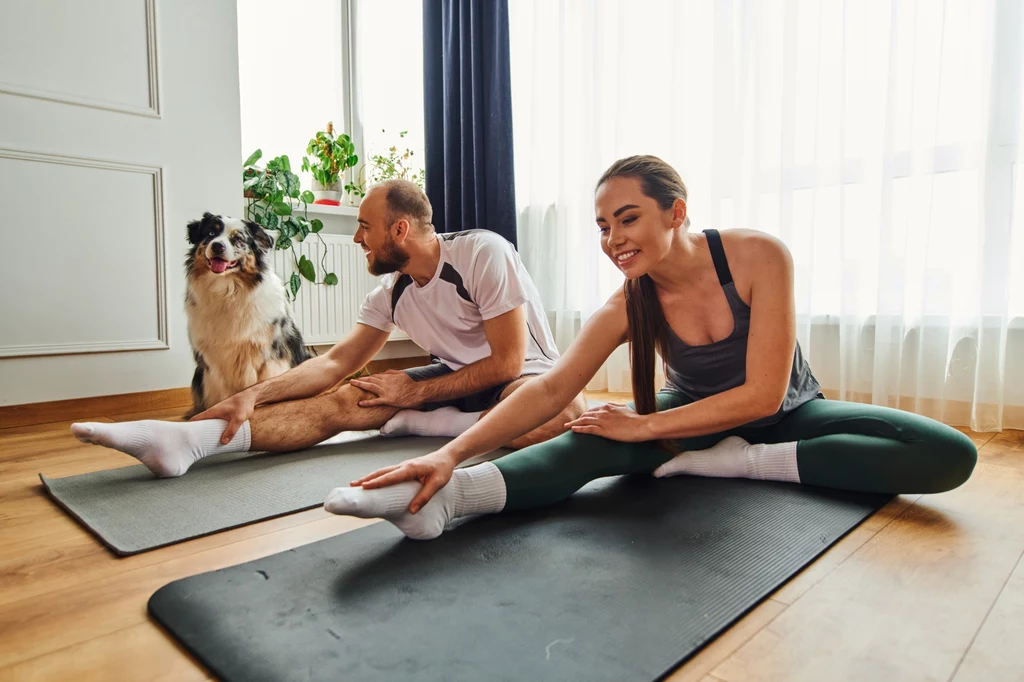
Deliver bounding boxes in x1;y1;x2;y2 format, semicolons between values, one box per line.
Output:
269;233;408;345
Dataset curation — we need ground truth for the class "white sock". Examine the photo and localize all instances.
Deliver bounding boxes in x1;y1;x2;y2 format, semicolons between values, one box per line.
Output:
324;461;507;540
652;436;801;483
380;406;482;438
70;419;251;478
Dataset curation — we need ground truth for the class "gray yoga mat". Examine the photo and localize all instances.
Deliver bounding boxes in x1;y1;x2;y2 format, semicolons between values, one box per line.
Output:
41;432;508;556
149;474;890;682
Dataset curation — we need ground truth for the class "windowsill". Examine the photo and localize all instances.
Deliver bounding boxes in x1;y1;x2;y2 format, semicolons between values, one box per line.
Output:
292;202;360;218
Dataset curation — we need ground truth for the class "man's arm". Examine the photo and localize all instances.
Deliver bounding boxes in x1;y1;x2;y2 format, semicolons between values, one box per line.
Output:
351;305;528;408
190;322;391;442
248;323;391;407
412;305;527;403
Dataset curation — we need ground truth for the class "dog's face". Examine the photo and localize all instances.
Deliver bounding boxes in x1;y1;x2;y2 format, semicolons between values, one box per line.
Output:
186;212;273;285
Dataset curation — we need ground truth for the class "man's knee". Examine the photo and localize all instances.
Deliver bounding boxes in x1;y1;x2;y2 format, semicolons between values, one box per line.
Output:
330;383;374;410
518;393;588;447
562;393;587;421
498;376;586;419
498;375;534;401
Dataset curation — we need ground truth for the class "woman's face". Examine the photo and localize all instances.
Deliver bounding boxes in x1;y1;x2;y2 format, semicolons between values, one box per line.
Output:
595;176;683;279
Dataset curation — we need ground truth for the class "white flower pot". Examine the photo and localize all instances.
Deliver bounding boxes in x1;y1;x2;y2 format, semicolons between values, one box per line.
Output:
311;178;342;205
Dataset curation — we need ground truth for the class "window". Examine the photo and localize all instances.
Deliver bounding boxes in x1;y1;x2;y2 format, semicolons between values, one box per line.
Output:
237;0;425;194
237;0;345;189
355;0;425;187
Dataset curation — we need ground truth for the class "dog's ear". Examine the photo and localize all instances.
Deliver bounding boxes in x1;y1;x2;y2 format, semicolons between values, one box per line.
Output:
189;213;223;244
246;221;274;250
186;219;204;245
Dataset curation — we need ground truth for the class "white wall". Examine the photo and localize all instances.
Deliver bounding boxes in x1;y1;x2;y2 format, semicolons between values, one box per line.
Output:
0;0;244;406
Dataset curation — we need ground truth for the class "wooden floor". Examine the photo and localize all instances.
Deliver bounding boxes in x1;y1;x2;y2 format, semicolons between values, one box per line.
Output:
1;393;1023;681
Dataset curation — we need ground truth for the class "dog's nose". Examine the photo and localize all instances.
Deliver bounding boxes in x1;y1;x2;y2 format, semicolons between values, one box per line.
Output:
211;242;225;255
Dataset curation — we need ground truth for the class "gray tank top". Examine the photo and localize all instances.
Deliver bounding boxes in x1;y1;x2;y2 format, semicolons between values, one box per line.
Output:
663;229;822;427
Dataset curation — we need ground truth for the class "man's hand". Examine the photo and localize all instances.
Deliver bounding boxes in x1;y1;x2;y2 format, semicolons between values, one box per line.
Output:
349;370;423;409
564;402;657;442
190;390;258;444
350;450;458;513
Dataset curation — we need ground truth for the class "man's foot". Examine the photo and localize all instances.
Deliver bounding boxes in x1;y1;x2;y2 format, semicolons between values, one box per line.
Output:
70;419;251;477
380;406;482;438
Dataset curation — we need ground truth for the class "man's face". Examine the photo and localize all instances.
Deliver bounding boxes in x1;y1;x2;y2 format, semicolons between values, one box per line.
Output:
353;190;410;275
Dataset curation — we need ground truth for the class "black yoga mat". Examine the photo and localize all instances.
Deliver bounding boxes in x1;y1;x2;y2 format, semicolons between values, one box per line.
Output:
149;474;890;682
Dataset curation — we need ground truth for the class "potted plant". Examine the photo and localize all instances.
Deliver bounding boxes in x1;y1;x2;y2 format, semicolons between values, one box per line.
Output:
301;122;360;206
369;129;426;188
242;149;338;299
343;129;426;200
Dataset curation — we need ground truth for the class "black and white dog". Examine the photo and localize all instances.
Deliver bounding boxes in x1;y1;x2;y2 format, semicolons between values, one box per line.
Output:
184;212;309;418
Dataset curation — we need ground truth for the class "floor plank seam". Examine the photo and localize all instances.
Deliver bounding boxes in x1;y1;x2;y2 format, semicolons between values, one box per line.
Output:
975;433;999;447
706;598;790;677
696;598;790;675
0;512;337;612
945;545;1024;682
0;621;180;677
977;460;1024;472
777;498;916;609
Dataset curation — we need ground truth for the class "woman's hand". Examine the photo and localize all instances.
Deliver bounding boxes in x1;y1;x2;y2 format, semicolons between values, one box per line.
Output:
565;402;657;442
350;449;458;513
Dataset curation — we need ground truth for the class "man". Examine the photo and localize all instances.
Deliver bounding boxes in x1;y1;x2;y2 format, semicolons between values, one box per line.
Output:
70;179;586;478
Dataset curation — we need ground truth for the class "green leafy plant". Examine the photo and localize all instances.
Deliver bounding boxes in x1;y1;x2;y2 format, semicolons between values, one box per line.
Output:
301;122;362;197
370;129;426;188
345;129;426;199
242;149;338;300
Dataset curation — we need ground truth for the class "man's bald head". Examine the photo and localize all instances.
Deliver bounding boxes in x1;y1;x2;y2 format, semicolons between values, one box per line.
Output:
367;179;433;232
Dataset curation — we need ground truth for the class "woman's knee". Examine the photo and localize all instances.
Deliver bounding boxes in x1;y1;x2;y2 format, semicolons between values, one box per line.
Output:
844;405;978;493
915;426;978;493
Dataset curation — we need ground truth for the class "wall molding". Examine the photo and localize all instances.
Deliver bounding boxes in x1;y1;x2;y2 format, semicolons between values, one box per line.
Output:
0;147;169;358
0;0;162;118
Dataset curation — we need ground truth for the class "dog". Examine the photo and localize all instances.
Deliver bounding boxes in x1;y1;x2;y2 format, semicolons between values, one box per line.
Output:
184;212;310;418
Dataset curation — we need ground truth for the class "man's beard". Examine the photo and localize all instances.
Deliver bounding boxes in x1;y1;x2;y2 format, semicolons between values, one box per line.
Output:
367;234;410;275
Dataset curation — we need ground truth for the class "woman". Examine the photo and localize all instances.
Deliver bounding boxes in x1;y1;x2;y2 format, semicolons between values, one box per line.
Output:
325;155;978;540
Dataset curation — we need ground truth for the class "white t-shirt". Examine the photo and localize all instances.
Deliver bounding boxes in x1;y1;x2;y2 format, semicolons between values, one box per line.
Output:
357;230;559;376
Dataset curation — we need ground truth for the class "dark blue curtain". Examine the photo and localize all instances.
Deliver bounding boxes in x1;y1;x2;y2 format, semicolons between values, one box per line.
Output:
423;0;518;248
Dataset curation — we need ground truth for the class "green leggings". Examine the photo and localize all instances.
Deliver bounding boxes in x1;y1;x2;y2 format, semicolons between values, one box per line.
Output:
495;392;978;511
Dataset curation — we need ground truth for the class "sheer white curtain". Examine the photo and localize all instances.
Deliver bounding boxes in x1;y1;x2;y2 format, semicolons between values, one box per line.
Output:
510;0;1024;431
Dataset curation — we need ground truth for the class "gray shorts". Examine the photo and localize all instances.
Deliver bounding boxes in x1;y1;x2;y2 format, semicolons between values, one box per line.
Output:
402;361;537;412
